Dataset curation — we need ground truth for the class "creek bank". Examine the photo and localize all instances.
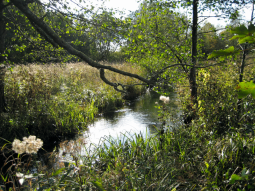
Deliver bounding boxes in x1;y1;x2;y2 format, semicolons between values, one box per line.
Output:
0;87;146;190
58;90;181;157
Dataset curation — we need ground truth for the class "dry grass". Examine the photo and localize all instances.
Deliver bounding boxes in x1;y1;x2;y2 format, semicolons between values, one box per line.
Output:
2;62;146;144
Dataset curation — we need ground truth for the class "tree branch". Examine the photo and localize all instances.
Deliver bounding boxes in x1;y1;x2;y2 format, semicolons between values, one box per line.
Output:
197;28;225;35
157;62;224;74
155;36;189;74
99;69;126;93
11;0;153;86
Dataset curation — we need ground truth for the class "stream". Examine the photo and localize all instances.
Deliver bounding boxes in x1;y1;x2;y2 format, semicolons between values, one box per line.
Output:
58;90;182;158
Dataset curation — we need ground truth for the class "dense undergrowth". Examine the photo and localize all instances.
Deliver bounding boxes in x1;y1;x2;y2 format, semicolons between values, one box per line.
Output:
2;63;255;190
0;62;145;145
34;63;255;190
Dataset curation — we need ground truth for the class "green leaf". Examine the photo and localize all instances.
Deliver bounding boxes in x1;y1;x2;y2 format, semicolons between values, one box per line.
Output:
238;36;254;44
248;24;255;33
138;35;143;39
229;174;242;184
241;168;249;179
52;168;65;176
91;181;105;191
236;81;255;99
230;24;255;44
208;46;239;59
231;25;248;35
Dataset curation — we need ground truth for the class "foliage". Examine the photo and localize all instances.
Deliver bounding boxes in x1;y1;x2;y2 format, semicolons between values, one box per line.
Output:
208;23;255;98
236;81;255;99
1;0;128;63
0;62;145;146
125;1;191;85
1;0;255;190
198;22;223;56
4;119;255;190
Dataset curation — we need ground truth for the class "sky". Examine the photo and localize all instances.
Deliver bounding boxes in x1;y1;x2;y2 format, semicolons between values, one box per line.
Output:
103;0;253;27
103;0;140;12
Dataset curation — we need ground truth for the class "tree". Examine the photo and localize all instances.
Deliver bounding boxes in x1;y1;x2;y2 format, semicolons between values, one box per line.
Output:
6;0;151;83
199;22;222;56
0;0;7;113
0;0;253;114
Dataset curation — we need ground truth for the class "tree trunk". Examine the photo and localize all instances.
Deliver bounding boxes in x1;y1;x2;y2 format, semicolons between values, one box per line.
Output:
190;0;198;105
237;44;247;118
239;44;247;83
0;0;6;113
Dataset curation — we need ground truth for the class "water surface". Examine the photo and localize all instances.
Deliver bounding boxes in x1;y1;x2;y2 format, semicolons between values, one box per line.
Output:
59;91;182;157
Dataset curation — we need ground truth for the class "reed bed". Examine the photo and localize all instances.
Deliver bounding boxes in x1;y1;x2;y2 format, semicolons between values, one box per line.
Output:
1;62;145;145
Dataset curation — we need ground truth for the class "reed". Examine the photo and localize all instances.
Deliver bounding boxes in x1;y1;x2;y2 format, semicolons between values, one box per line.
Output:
1;62;145;145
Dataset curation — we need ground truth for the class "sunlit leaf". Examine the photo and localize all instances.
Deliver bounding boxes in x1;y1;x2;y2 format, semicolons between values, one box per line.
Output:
208;46;239;59
91;181;105;191
229;174;242;184
236;81;255;99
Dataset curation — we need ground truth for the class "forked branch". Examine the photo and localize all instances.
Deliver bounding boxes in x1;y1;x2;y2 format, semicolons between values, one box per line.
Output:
99;69;126;93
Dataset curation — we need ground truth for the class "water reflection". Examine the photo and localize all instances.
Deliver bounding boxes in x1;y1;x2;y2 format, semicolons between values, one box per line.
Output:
59;91;182;156
82;91;180;147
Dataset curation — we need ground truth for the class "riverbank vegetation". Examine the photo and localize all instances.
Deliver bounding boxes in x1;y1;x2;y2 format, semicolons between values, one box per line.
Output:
2;63;255;190
16;63;253;191
1;62;145;145
1;0;255;190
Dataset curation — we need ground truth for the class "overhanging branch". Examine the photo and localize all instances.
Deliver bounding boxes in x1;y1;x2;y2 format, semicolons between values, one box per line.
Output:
99;69;126;93
11;0;153;86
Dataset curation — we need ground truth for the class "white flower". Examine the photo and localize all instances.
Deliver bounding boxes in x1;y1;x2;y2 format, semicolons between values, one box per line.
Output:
28;135;36;141
155;102;158;104
12;139;26;154
23;137;28;142
159;95;170;104
12;136;43;154
35;139;43;149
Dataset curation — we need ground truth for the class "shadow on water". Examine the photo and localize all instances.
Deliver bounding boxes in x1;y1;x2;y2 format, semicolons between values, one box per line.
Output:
58;90;182;157
0;90;182;190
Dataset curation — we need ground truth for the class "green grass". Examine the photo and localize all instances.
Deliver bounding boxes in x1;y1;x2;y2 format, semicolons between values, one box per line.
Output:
1;62;145;144
2;62;255;190
18;125;255;190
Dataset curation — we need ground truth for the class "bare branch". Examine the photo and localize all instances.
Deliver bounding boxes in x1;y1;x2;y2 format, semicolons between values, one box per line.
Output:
99;69;126;93
158;62;225;74
155;36;189;74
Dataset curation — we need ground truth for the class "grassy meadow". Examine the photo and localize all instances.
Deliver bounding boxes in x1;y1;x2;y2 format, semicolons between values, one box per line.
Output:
0;62;145;145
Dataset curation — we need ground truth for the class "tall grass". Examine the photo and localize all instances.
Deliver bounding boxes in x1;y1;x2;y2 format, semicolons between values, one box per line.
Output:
1;62;145;144
2;63;255;190
15;124;255;190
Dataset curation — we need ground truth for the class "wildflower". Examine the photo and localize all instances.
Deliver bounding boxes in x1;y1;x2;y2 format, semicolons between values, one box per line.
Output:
12;139;26;154
155;102;158;104
159;95;170;104
12;135;43;154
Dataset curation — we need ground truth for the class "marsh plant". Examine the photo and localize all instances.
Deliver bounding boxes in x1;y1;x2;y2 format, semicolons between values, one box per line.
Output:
0;135;44;190
2;63;255;190
1;62;145;145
